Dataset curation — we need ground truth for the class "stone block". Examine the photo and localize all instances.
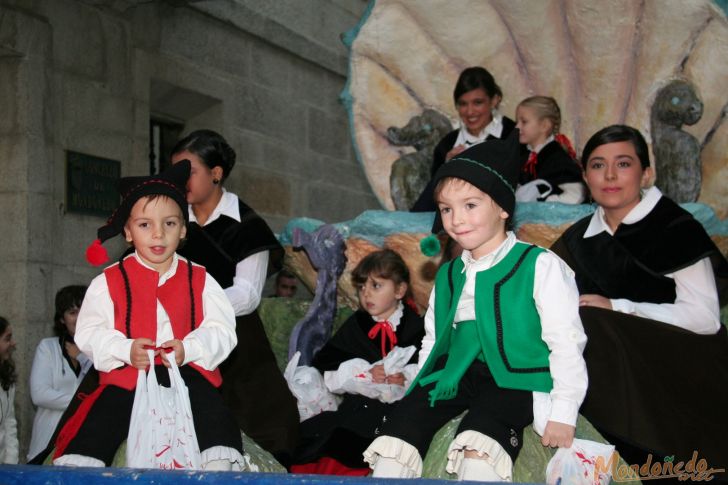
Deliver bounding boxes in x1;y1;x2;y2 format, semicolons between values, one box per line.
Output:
27;138;52;195
48;1;107;81
318;155;371;192
307;107;349;159
304;182;380;222
27;192;54;262
192;0;348;76
0;136;28;192
25;262;54;323
0;192;28;261
59;76;133;136
230;129;266;170
0;58;22;135
62;129;133;172
237;168;291;216
160;8;250;80
289;57;347;115
234;82;307;146
0;262;27;322
258;137;323;181
250;41;291;94
129;2;163;50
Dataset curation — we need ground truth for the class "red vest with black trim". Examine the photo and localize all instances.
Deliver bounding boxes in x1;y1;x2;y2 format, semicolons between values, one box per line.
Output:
101;255;222;390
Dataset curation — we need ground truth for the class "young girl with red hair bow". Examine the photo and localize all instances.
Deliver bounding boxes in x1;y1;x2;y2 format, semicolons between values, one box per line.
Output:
289;249;424;476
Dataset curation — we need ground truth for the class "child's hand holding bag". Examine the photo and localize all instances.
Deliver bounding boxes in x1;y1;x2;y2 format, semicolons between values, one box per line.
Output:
126;349;201;469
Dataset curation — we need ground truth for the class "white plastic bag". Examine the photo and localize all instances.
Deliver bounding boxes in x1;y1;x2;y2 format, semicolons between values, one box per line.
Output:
324;345;417;403
545;438;616;485
284;351;341;421
126;350;201;469
516;178;553;202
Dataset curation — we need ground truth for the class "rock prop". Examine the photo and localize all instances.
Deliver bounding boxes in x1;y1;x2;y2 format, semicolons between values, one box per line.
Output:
287;224;346;366
280;204;728;312
651;80;704;202
387;109;454;210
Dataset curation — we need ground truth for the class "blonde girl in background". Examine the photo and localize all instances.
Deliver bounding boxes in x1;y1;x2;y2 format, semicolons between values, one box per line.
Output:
515;96;585;204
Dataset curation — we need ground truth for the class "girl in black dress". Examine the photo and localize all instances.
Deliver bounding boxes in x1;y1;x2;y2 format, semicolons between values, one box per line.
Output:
290;249;424;476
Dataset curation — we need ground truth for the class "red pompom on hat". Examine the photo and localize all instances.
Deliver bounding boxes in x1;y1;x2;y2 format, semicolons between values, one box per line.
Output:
84;160;191;266
85;239;109;267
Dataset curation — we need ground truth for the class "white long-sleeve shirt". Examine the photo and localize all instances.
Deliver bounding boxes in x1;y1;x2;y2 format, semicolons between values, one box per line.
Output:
28;337;92;459
75;253;237;372
418;232;588;429
188;190;268;316
0;385;17;464
583;186;720;335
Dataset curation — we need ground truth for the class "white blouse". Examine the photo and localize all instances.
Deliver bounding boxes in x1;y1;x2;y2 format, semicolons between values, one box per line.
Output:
0;384;17;464
583;186;720;335
28;337;92;460
188;190;268;317
454;111;505;147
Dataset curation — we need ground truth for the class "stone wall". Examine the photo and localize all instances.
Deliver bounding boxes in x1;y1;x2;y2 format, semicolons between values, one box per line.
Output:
0;0;374;459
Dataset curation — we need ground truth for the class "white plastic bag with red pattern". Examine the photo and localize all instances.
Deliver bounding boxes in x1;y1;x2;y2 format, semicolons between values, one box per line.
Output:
545;438;615;485
126;350;201;469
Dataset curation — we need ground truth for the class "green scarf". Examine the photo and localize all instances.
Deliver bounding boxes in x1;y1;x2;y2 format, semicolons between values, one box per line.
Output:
418;320;482;406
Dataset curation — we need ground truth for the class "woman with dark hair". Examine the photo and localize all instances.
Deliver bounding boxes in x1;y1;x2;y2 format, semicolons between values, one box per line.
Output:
412;66;516;211
28;285;91;461
0;316;18;464
171;129;299;465
551;125;728;472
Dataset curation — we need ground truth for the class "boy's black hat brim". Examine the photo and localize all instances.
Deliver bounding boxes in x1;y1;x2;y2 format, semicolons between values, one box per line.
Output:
429;131;520;233
97;159;191;242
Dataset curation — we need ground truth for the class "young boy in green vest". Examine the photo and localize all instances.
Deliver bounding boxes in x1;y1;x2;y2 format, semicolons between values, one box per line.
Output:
363;131;588;481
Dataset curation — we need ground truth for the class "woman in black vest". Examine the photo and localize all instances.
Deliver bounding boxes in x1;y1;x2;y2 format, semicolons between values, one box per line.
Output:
551;125;728;475
171;130;299;466
411;66;516;212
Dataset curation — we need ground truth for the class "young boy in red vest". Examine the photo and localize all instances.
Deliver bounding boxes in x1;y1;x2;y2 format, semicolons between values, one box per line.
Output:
53;160;244;470
363;132;588;481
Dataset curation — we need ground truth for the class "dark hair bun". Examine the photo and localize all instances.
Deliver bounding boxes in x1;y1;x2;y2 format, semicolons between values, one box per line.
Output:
172;129;237;180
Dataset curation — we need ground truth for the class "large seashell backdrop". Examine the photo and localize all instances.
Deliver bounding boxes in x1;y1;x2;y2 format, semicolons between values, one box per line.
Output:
343;0;728;216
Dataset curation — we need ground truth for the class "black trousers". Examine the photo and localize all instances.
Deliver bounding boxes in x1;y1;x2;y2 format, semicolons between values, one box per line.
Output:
63;365;243;466
380;357;533;462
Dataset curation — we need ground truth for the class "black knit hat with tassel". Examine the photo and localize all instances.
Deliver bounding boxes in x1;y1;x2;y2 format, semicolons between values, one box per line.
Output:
85;160;191;266
420;130;521;256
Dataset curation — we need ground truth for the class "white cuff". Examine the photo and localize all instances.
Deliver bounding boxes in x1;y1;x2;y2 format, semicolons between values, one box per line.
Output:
182;338;203;366
549;398;580;427
610;298;634;315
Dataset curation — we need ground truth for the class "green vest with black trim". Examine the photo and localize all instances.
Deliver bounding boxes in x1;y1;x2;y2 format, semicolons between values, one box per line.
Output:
411;242;553;393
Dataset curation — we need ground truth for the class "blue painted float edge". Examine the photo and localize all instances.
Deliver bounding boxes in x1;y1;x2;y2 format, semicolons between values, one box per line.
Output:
0;465;544;485
277;202;727;248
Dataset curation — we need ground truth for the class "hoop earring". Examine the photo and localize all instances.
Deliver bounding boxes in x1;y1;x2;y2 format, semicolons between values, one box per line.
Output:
212;179;220;185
